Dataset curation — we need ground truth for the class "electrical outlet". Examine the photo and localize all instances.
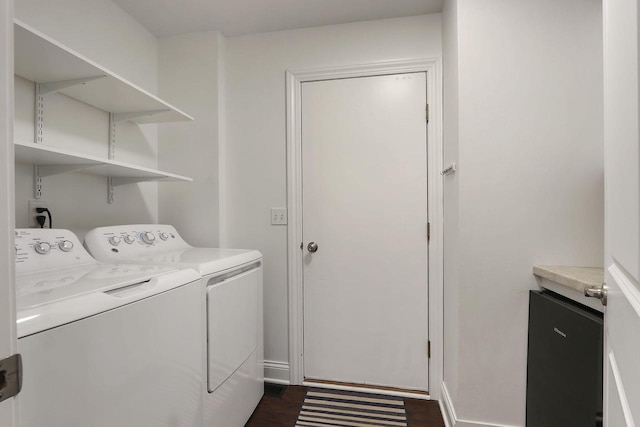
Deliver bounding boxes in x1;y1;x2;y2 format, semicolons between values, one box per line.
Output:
28;199;48;228
271;208;287;225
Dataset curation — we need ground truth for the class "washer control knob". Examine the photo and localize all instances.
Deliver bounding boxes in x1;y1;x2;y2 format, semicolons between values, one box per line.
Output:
141;232;156;245
34;242;51;255
124;235;136;245
109;236;121;246
58;240;74;252
159;232;169;241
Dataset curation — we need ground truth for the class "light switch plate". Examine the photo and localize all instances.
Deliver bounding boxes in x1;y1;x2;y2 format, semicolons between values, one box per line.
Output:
271;208;287;225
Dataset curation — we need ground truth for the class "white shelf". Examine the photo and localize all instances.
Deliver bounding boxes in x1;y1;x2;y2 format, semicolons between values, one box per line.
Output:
14;19;194;124
15;141;193;185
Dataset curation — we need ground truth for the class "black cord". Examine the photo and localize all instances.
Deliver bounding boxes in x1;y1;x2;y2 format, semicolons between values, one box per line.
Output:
36;215;46;228
36;208;52;228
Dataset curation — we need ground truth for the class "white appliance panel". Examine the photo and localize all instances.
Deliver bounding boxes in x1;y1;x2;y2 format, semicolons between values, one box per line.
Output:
15;228;97;274
18;280;204;427
84;224;261;274
204;347;264;427
83;224;264;427
14;228;198;337
207;266;261;392
16;268;198;338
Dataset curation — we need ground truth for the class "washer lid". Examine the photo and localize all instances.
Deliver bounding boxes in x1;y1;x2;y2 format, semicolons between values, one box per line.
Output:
16;264;198;338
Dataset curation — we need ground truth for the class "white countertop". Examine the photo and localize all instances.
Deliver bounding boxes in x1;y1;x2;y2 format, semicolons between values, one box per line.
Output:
532;265;605;312
533;265;604;292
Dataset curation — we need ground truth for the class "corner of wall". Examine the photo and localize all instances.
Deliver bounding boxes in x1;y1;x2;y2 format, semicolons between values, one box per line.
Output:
441;380;521;427
217;31;228;248
440;381;456;427
442;0;461;411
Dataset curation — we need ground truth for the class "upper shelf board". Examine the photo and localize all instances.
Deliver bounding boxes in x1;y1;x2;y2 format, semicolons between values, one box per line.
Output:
15;141;193;183
14;20;194;124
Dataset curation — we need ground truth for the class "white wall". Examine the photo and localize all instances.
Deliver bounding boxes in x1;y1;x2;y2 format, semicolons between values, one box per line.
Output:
158;31;225;247
442;0;603;425
13;0;161;231
224;14;442;378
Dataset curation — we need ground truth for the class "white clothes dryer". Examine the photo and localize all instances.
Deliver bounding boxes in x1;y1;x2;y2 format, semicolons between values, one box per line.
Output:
84;224;263;427
15;228;204;427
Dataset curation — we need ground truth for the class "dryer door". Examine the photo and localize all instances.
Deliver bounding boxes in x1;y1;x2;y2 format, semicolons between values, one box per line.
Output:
207;265;261;392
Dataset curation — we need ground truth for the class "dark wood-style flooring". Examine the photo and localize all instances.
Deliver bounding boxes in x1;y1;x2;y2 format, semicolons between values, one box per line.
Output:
245;386;445;427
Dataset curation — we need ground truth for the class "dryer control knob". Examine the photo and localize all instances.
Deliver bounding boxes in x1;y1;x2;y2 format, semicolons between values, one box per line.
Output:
109;236;121;246
141;232;156;245
124;235;136;245
34;242;51;255
58;240;74;252
159;232;169;241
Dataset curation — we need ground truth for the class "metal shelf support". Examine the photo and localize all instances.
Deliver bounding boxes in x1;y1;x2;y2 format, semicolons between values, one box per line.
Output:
38;163;98;177
34;84;44;144
112;110;170;123
39;75;106;95
33;166;42;199
33;163;101;199
33;77;106;199
107;110;169;203
110;177;158;187
107;113;116;204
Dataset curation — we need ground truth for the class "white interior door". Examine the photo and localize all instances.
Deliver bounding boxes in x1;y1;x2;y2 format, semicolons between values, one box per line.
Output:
301;73;429;391
602;0;640;424
0;0;17;425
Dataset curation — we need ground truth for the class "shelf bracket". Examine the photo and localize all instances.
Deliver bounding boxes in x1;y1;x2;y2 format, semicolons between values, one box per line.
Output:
107;177;114;204
38;163;98;177
39;75;107;95
34;163;100;199
34;76;107;147
107;109;168;203
110;177;156;187
109;176;157;202
33;166;42;199
112;110;170;123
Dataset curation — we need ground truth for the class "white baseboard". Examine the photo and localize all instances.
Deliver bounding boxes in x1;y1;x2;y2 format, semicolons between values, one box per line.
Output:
440;381;457;427
302;380;430;400
264;360;290;385
455;420;520;427
440;381;520;427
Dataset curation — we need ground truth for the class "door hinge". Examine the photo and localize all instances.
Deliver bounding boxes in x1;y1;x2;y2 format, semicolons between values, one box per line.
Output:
427;341;431;358
426;104;430;123
427;222;431;241
0;354;23;403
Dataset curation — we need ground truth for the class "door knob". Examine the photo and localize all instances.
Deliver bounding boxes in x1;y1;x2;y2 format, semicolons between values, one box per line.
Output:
307;242;318;253
584;283;608;306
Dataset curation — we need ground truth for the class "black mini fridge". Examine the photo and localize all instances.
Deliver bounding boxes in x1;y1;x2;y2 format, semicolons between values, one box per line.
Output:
526;291;603;427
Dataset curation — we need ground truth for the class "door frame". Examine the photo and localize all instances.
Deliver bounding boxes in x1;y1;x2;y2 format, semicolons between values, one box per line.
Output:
0;0;18;425
285;58;444;399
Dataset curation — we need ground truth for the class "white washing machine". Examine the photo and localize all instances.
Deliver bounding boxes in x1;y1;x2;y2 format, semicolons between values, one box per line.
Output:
15;228;204;427
84;224;263;427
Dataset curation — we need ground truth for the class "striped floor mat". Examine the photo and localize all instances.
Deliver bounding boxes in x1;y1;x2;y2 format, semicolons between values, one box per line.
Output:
295;388;408;427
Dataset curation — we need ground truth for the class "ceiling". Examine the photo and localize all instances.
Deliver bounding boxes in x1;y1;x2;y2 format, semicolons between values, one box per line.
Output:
112;0;444;37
